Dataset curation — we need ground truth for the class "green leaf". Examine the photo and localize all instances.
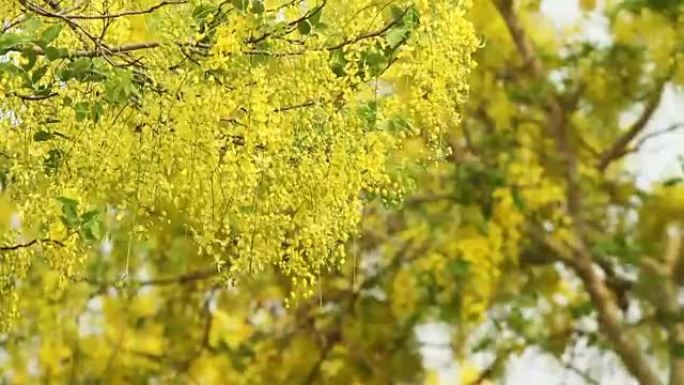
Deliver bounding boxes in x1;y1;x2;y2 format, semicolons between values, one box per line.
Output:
570;301;594;318
91;102;104;122
31;65;49;84
251;0;265;14
232;0;249;11
511;186;526;211
22;17;43;35
44;149;64;175
81;209;100;224
44;46;68;61
58;58;87;81
0;33;29;53
329;49;347;77
105;69;136;104
56;197;79;208
361;48;386;67
81;209;103;241
39;24;62;45
389;5;406;21
390;5;420;29
386;28;407;48
57;197;79;224
59;58;108;82
663;177;683;187
74;102;89;121
71;60;100;81
387;116;411;134
472;337;495;353
357;101;378;129
33;131;54;142
447;259;470;278
33;86;54;98
192;4;218;20
297;20;312;35
88;220;103;241
673;342;684;358
20;49;38;71
0;62;24;75
309;7;323;26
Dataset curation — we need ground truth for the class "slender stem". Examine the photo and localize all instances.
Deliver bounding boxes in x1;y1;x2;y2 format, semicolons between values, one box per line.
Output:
598;83;666;172
55;0;187;20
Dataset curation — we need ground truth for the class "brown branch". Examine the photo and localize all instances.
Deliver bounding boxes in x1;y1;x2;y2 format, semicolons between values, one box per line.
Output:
494;0;542;76
490;8;659;379
12;41;203;60
14;92;59;101
249;0;328;45
562;361;601;385
274;100;318;112
301;337;336;385
86;269;218;293
326;6;408;51
71;41;162;57
15;2;400;64
297;246;410;385
466;353;506;385
54;0;187;20
200;289;218;353
2;13;28;33
631;123;684;152
643;229;684;385
531;228;662;385
137;269;217;287
247;3;404;58
666;231;684;385
597;82;666;172
21;0;157;67
21;0;101;47
0;238;65;252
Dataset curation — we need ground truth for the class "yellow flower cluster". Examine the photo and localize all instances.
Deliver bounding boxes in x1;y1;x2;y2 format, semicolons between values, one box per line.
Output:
0;0;478;323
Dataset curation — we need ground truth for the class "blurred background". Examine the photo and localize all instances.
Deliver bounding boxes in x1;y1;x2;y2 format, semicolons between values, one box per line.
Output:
424;1;684;383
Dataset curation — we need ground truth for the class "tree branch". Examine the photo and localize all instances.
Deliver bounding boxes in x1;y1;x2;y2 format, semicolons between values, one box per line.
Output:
137;269;218;287
645;228;684;385
20;0;161;67
71;41;162;57
493;0;582;225
54;0;187;20
86;269;218;294
248;0;328;45
466;352;508;385
326;6;408;51
0;238;65;252
632;123;684;150
493;5;663;382
494;0;542;75
13;92;59;101
597;82;666;172
531;228;662;385
563;361;601;385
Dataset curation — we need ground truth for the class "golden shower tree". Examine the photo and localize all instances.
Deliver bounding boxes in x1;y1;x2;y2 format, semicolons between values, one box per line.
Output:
0;0;476;323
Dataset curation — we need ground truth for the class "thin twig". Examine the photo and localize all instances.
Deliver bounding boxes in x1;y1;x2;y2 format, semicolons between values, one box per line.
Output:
597;82;666;171
0;238;66;252
56;0;187;20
